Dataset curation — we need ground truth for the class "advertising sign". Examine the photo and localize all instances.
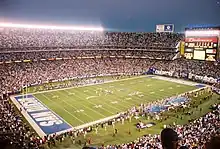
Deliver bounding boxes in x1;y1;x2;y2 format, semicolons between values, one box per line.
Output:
156;24;174;33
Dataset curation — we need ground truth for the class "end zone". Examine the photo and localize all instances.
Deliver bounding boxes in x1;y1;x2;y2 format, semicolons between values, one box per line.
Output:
10;94;73;137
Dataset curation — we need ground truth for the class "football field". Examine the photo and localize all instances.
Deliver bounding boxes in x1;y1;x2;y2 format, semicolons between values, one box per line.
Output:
32;76;196;128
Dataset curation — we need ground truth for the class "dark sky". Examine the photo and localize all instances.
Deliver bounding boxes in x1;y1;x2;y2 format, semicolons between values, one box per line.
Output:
0;0;219;32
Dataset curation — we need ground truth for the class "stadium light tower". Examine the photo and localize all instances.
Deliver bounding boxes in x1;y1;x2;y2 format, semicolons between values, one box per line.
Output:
0;22;104;31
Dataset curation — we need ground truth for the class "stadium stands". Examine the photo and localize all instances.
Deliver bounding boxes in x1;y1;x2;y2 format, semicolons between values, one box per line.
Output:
1;56;219;94
0;50;176;61
0;28;182;49
0;27;219;149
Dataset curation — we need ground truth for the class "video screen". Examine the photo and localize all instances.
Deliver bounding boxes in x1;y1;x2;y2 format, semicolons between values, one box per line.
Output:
193;50;205;60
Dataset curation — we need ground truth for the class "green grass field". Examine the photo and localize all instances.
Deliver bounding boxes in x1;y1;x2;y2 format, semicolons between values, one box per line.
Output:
41;91;220;149
33;76;196;127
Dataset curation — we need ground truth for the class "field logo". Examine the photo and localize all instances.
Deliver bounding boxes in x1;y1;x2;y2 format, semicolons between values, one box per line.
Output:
14;95;72;136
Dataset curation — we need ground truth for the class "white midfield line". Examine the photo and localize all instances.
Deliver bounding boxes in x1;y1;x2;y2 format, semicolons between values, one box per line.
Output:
40;94;85;124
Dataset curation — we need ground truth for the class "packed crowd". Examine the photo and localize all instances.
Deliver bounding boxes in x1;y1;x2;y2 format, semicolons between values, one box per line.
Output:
0;50;176;61
1;56;219;94
0;28;182;49
0;58;154;93
153;58;220;78
213;83;220;89
0;95;40;149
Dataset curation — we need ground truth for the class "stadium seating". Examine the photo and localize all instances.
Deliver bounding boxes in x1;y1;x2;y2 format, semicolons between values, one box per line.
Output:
0;28;182;49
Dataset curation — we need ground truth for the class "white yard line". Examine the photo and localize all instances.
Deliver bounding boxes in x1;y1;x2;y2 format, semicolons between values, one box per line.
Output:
31;76;145;94
40;94;85;124
73;114;121;130
84;95;124;113
60;90;113;116
71;89;122;114
47;92;95;121
93;86;139;109
91;85;137;109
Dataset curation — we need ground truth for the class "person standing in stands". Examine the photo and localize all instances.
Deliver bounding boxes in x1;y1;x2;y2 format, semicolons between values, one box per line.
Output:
161;128;179;149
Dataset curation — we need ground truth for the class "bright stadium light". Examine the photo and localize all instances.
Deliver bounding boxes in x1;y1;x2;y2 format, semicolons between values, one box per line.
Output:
0;22;104;31
185;30;220;37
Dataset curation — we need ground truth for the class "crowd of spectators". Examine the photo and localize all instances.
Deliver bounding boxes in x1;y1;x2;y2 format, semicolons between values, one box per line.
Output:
0;28;182;49
0;95;40;149
213;83;220;89
0;58;155;93
1;56;219;94
152;58;220;78
0;49;176;61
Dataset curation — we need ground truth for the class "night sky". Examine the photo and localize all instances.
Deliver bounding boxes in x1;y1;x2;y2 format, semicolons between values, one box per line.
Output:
0;0;219;32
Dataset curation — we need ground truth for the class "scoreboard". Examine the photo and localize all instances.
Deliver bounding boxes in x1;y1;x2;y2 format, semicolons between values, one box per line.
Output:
184;26;220;61
184;37;218;61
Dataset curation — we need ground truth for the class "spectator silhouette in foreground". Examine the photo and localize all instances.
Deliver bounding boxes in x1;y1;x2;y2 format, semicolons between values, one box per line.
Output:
161;128;179;149
205;136;220;149
179;146;188;149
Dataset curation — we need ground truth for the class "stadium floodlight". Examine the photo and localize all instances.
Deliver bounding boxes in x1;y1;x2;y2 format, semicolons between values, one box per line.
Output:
0;22;104;31
185;30;220;37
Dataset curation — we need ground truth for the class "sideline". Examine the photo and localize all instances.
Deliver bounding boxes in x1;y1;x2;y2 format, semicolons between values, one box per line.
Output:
152;75;207;86
31;75;145;95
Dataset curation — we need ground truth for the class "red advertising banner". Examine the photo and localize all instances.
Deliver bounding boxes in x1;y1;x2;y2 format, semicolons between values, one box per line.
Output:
185;37;218;43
